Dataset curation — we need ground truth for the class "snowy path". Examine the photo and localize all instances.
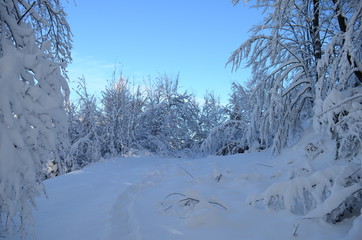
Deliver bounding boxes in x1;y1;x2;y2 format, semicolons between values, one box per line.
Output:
109;164;168;239
24;154;351;240
30;157;168;240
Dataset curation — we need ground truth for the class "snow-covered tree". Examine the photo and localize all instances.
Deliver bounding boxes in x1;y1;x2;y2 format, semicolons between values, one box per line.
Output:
0;0;71;237
231;0;362;225
199;92;227;140
101;77;128;156
69;77;101;168
101;75;145;156
201;83;250;155
314;1;362;160
65;99;79;148
229;0;362;156
228;0;330;153
137;75;201;157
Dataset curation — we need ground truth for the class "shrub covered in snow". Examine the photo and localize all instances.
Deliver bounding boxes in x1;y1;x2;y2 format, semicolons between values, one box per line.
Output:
201;120;249;155
136;75;201;157
248;164;362;223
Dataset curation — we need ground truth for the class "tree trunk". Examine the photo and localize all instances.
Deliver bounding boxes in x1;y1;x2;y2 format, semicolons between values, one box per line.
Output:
311;0;322;61
333;0;362;83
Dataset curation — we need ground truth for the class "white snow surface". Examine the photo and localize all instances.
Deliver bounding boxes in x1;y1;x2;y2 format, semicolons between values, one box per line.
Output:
18;151;354;240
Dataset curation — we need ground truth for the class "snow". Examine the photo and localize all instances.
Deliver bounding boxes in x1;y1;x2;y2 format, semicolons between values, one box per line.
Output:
344;210;362;240
12;151;354;240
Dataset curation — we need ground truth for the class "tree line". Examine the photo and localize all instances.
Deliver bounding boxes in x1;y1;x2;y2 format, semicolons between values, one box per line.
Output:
64;73;227;170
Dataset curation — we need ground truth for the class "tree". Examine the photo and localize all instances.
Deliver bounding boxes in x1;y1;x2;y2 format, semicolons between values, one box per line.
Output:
228;0;361;154
69;77;102;168
228;0;325;153
314;1;362;160
230;0;362;225
199;92;227;141
201;83;250;155
0;0;71;237
101;74;145;156
137;75;201;157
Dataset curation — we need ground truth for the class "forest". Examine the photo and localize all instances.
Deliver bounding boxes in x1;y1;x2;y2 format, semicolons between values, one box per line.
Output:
1;0;362;239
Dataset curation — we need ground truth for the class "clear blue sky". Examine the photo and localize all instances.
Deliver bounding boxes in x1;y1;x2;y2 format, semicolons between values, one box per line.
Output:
64;0;263;104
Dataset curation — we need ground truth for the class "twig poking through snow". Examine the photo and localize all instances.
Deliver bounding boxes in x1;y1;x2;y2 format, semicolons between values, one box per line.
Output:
162;193;228;212
208;201;227;210
215;174;223;182
293;224;299;237
256;163;273;168
163;205;173;212
179;198;200;207
177;164;194;179
164;192;186;199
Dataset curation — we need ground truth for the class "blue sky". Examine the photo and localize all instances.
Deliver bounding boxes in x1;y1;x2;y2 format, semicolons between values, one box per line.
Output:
65;0;263;104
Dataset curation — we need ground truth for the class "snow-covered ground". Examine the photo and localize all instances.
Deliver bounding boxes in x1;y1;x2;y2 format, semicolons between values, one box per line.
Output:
20;146;356;240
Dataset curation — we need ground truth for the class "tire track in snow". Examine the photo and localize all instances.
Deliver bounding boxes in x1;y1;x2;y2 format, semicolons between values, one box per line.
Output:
108;165;169;240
